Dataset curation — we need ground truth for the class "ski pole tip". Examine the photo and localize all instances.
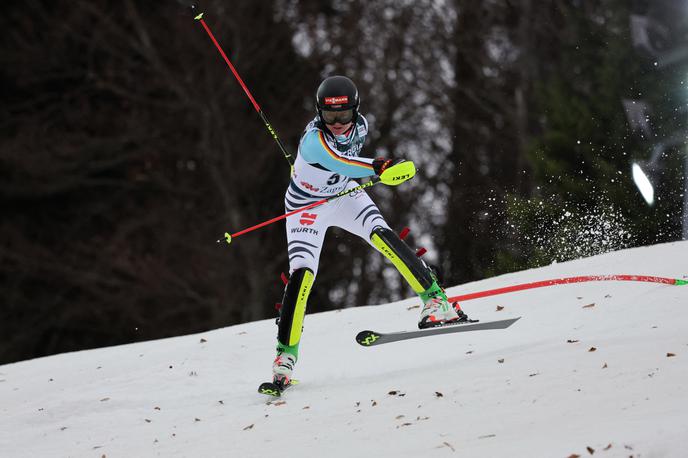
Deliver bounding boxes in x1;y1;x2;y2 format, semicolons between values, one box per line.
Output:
675;278;688;286
194;12;204;20
224;232;232;245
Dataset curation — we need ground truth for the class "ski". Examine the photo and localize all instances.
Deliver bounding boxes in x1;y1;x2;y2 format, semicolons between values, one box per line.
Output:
257;379;298;397
355;317;521;347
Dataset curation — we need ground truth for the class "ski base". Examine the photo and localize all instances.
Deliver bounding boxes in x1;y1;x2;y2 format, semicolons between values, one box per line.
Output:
356;317;521;347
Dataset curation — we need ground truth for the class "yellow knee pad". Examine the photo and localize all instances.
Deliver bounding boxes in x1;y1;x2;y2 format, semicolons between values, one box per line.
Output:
370;227;434;294
277;268;315;347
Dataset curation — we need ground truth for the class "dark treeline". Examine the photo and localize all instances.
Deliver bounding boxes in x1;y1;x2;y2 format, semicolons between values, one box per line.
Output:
1;0;685;364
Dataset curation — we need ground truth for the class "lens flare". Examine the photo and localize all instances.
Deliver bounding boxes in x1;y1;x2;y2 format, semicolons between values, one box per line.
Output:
632;163;654;205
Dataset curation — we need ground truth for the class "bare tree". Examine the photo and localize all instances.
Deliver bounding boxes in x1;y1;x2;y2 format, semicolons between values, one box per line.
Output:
0;0;316;363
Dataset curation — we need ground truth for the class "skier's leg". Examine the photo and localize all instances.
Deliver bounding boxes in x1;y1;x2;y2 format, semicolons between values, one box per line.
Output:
333;183;467;328
273;266;314;385
333;183;436;295
273;201;329;385
370;227;469;327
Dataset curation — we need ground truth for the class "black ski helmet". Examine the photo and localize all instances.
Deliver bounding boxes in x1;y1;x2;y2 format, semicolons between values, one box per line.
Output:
315;75;359;125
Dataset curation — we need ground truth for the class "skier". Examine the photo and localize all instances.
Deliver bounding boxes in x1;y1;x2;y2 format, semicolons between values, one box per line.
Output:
270;75;469;389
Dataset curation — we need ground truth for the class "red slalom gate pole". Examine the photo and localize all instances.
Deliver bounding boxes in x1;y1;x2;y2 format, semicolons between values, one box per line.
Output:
448;274;687;303
193;11;294;168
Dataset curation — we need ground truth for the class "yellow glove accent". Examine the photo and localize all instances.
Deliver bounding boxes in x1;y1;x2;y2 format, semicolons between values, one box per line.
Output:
379;160;416;186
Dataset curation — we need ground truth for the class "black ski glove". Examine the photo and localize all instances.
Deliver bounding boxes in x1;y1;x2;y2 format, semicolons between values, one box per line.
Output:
373;157;405;176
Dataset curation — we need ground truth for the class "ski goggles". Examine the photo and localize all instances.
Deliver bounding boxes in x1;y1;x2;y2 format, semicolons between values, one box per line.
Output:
320;109;355;125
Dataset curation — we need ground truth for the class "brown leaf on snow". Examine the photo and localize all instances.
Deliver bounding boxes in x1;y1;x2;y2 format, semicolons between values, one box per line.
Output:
435;392;444;398
603;443;612;450
498;358;505;363
302;406;310;410
200;338;207;343
443;441;456;452
667;353;676;357
273;401;286;406
567;339;579;343
407;305;420;310
588;347;597;352
602;363;608;369
100;398;110;402
586;445;595;454
371;400;378;406
388;390;399;395
496;305;504;311
582;303;595;309
243;424;254;431
396;415;405;419
567;455;580;458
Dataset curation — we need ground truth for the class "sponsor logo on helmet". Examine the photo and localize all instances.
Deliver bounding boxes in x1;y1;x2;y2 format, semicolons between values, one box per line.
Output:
324;96;349;105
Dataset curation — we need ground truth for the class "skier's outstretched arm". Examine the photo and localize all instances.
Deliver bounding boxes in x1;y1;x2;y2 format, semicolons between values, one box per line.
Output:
299;130;375;178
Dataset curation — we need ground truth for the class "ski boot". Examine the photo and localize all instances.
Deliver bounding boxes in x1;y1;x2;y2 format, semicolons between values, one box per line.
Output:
272;351;296;390
418;291;469;329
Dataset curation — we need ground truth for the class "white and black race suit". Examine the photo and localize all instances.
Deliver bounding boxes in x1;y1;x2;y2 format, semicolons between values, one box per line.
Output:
285;115;391;277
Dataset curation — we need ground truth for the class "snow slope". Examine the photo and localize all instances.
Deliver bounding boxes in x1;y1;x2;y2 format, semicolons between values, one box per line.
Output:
1;242;687;458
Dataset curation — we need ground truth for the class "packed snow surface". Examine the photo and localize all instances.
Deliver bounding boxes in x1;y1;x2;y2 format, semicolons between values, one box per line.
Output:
1;242;687;457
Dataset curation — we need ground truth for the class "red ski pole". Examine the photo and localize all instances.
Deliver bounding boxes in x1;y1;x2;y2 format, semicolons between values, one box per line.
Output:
218;161;415;244
192;9;294;168
219;178;382;245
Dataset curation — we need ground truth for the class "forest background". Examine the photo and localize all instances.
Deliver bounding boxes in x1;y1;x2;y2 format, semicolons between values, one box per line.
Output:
2;0;686;363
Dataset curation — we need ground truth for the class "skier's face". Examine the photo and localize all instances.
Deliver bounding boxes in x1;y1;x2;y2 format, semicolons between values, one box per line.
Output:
327;121;353;136
321;107;355;136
